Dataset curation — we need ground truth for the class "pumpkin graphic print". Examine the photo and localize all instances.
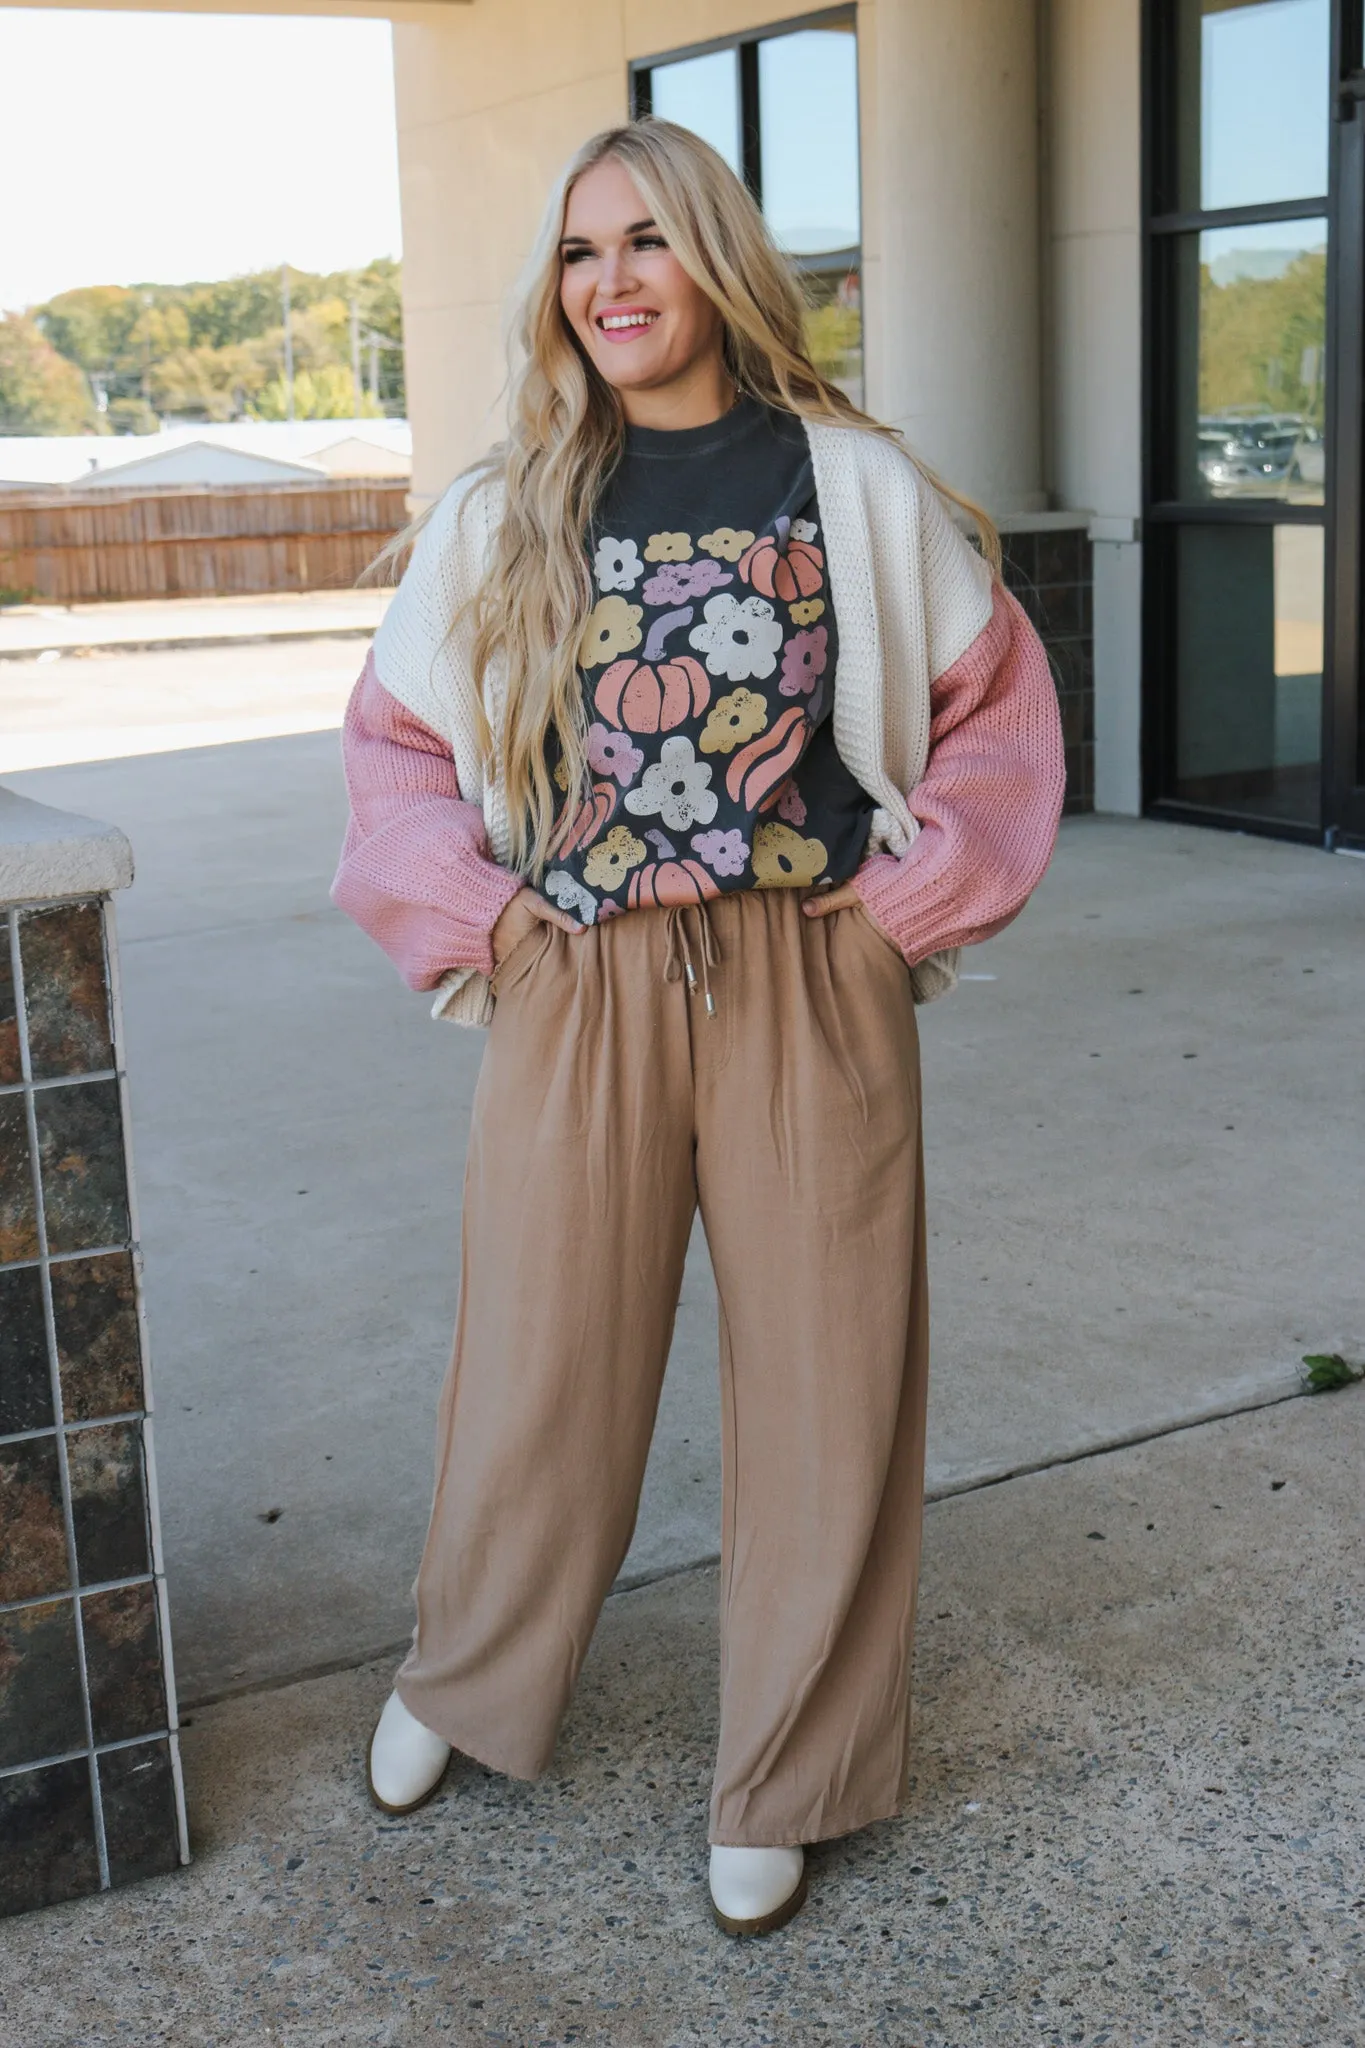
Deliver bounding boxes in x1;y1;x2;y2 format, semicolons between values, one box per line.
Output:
546;400;873;923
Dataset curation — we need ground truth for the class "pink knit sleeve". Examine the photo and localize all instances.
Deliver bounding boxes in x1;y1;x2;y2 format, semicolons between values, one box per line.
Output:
330;650;523;987
851;584;1065;964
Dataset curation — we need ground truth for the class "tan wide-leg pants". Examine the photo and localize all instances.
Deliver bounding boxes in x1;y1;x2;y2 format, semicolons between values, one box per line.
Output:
396;886;929;1847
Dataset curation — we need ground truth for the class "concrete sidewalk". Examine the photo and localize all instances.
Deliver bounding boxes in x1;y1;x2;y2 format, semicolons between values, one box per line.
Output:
8;739;1365;1713
3;1389;1361;2046
0;587;391;658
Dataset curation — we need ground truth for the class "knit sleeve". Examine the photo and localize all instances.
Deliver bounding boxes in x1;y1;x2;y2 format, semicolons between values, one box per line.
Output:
330;649;523;987
850;584;1065;964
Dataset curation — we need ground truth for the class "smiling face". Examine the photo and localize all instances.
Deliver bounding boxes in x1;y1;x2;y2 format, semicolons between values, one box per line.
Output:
558;154;729;427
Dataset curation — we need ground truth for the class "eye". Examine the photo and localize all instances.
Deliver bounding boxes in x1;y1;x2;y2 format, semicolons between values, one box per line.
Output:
632;233;667;252
561;247;594;264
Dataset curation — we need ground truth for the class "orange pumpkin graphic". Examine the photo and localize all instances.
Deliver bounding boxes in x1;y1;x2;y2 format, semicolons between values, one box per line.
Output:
738;519;824;604
553;778;617;857
626;858;721;909
595;605;710;734
724;704;808;811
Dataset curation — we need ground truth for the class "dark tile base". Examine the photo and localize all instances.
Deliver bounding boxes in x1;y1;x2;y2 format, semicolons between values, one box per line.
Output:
0;1758;99;1915
0;1436;68;1605
53;1253;142;1423
0;1264;52;1435
1;893;182;1916
83;1583;165;1746
0;1600;85;1771
1002;528;1094;816
100;1740;180;1888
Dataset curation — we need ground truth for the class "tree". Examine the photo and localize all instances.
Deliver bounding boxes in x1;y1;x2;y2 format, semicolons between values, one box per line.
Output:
0;313;98;434
252;364;382;421
25;259;406;432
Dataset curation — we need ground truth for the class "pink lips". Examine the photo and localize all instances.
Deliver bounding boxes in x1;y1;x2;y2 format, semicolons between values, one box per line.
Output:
595;304;660;344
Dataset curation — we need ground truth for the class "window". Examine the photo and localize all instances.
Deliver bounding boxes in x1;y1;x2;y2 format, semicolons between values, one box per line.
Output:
1146;0;1331;833
631;10;863;405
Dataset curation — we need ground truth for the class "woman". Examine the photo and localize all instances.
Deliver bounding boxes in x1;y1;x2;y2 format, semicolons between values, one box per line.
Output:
333;118;1064;1936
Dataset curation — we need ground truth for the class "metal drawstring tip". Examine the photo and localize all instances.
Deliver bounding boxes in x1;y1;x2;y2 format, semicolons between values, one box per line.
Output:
705;991;716;1017
684;962;697;990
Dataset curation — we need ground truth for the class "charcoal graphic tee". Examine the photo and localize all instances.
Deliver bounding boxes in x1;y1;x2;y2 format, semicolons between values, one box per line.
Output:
542;395;875;925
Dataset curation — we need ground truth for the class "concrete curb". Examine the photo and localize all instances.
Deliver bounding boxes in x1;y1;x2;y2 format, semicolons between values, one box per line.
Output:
0;623;377;661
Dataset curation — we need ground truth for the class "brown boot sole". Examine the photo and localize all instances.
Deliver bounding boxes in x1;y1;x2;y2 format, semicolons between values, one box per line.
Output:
711;1865;809;1937
366;1728;450;1817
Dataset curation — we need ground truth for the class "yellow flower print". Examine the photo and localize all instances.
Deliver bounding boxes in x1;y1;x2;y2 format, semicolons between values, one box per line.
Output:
699;526;755;563
553;756;570;791
699;687;769;755
578;594;643;668
789;598;825;626
583;824;647;892
644;531;693;563
752;822;829;889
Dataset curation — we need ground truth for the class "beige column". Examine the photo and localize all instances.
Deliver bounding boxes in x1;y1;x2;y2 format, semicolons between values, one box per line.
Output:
392;0;629;501
1044;0;1143;814
858;0;1044;515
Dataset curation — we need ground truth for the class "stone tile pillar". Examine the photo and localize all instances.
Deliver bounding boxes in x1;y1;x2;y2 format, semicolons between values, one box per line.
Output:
0;787;187;1916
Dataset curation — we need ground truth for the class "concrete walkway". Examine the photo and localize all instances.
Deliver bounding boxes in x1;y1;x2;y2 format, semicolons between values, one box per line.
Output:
4;733;1363;2038
0;587;391;658
3;1389;1361;2045
9;738;1364;1714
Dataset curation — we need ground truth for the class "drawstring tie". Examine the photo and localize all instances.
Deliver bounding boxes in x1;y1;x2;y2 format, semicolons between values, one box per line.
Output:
663;902;720;1017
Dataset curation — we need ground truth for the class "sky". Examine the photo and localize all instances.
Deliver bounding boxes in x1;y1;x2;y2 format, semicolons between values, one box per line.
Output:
1201;0;1328;210
0;11;402;312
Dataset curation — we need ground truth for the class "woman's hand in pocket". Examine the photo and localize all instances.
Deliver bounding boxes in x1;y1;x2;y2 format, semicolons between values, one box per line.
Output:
491;886;584;967
801;880;902;956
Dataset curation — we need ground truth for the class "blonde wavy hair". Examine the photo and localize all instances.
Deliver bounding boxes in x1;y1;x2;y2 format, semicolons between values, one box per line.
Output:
380;117;1000;879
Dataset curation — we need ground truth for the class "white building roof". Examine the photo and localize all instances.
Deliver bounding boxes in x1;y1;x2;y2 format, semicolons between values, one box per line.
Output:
0;418;412;490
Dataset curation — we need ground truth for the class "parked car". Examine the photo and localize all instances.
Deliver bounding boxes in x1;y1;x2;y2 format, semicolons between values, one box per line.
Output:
1198;413;1325;498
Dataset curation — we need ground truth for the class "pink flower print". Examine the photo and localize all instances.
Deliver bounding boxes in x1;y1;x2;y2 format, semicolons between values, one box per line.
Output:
779;624;829;698
587;722;645;786
776;780;807;826
691;827;749;878
596;897;625;921
641;558;734;606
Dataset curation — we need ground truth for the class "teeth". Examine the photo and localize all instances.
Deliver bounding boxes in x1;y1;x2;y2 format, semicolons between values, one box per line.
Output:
600;312;657;331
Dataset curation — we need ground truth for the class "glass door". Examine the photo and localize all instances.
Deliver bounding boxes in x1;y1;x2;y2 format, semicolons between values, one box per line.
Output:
1145;0;1330;838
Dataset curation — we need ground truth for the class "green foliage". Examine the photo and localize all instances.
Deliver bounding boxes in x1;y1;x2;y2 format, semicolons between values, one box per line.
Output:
0;312;99;434
1300;1352;1365;1393
28;260;405;433
1200;249;1326;425
252;365;383;421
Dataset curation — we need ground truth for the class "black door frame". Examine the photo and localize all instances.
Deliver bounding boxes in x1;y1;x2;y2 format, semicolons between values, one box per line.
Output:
1141;0;1351;847
1326;0;1365;846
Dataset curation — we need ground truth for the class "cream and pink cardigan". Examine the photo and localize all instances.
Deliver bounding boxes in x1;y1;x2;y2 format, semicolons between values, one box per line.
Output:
333;420;1066;1020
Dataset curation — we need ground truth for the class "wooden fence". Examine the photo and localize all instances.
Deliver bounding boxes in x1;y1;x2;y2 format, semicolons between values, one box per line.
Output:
0;479;409;604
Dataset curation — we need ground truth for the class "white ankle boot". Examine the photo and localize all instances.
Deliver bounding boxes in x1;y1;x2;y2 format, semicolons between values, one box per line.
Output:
366;1690;452;1814
709;1844;807;1934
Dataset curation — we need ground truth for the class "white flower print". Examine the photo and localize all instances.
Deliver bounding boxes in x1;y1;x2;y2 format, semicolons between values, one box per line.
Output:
790;518;818;543
544;869;597;925
593;535;643;593
688;592;784;683
624;735;719;834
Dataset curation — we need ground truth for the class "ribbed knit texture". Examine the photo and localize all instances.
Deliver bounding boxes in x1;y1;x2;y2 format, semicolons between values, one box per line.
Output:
348;419;1062;1023
332;650;522;985
852;584;1065;962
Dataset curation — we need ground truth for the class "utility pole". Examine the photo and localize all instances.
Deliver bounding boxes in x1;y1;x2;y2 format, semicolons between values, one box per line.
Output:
349;292;362;415
281;262;295;423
